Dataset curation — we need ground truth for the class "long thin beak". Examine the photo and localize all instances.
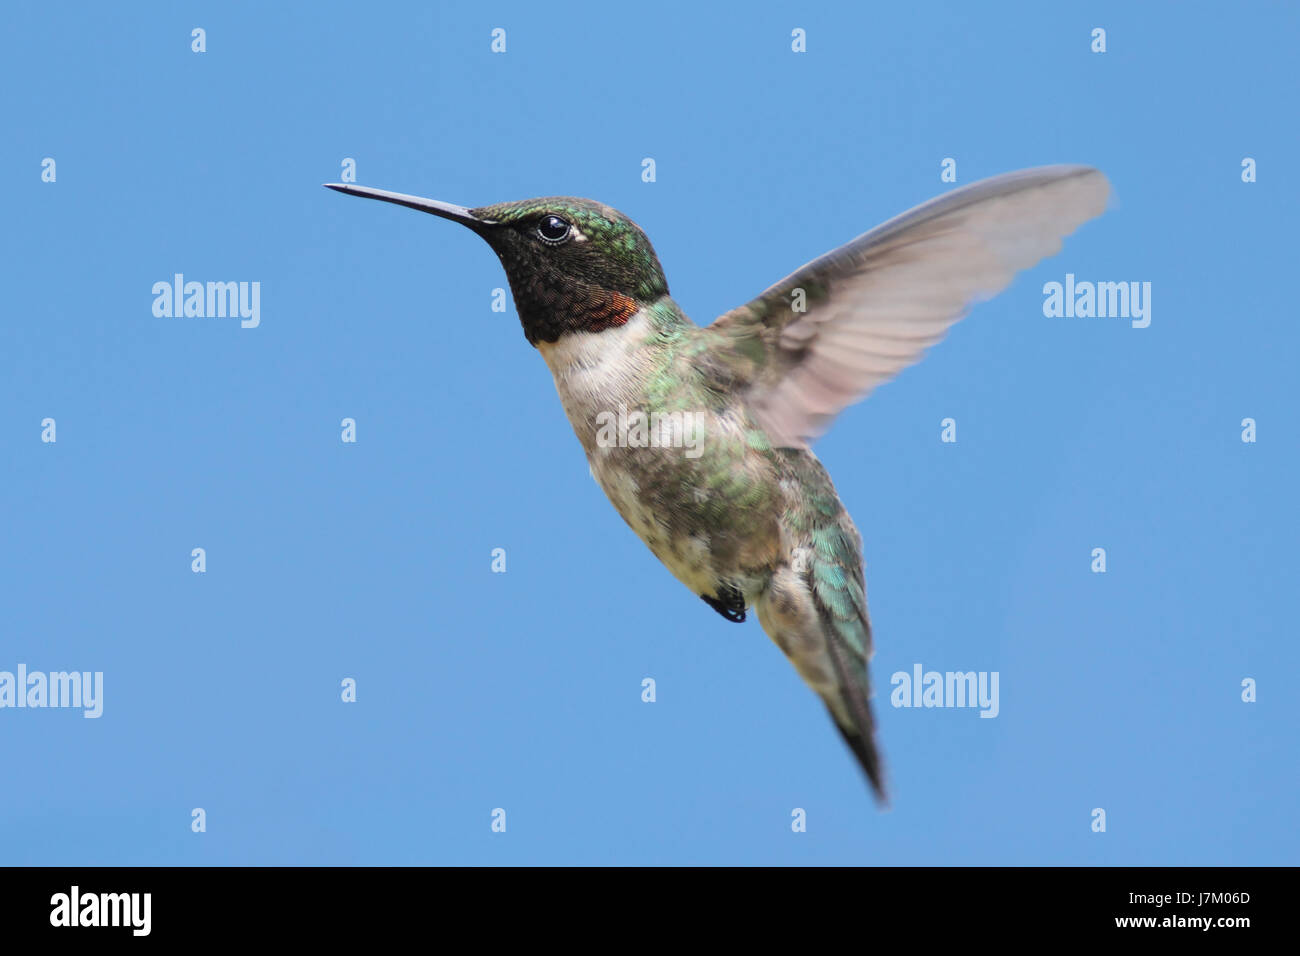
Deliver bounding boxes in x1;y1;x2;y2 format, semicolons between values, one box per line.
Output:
323;183;494;229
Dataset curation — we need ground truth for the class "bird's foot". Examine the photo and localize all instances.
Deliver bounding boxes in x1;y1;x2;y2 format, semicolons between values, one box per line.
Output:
701;585;746;623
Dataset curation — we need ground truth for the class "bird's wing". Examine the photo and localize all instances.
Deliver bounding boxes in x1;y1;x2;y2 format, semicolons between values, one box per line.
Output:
707;165;1110;448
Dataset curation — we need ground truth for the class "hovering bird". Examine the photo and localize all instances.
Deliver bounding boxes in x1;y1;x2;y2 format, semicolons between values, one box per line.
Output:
326;166;1109;803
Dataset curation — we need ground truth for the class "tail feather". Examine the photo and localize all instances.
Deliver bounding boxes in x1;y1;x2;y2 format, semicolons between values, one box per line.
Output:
756;562;888;805
817;599;888;805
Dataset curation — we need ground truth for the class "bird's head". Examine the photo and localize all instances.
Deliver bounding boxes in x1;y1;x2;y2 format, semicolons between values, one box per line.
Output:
326;185;668;345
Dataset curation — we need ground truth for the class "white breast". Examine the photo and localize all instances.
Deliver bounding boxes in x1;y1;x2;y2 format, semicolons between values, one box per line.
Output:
535;312;723;596
536;311;658;447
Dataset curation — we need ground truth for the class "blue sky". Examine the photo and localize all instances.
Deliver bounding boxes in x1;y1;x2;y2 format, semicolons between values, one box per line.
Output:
2;1;1296;865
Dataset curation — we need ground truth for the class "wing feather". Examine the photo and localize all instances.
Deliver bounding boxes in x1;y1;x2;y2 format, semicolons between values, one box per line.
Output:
709;165;1110;447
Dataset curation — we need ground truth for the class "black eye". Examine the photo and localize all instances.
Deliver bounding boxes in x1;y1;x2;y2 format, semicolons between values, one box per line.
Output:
537;215;571;243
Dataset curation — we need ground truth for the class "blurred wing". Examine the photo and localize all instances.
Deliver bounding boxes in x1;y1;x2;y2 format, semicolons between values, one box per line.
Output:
709;165;1110;448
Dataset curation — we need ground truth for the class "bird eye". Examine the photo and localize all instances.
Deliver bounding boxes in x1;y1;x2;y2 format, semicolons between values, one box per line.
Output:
536;215;571;243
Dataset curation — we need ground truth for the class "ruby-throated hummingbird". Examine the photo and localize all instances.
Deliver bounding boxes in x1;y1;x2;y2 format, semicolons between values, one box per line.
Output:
325;166;1109;803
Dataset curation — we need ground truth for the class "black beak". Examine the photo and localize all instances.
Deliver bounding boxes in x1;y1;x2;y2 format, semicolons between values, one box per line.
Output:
323;183;494;231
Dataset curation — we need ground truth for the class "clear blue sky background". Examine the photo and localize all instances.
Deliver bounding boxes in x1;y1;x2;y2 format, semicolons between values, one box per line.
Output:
3;2;1296;865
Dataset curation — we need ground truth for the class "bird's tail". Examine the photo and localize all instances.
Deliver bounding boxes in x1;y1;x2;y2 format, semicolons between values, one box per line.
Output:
815;599;887;804
757;554;887;805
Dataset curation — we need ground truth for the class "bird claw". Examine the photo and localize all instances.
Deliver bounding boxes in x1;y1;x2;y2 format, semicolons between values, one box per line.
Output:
701;586;746;623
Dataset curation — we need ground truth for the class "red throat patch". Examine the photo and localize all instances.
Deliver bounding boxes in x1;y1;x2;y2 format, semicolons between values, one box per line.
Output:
583;291;640;332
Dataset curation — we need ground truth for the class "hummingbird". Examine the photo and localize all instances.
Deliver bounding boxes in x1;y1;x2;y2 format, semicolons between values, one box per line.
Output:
325;166;1109;803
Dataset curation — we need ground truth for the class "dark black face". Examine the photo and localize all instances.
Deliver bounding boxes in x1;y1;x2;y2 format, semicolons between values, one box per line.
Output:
468;197;670;345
